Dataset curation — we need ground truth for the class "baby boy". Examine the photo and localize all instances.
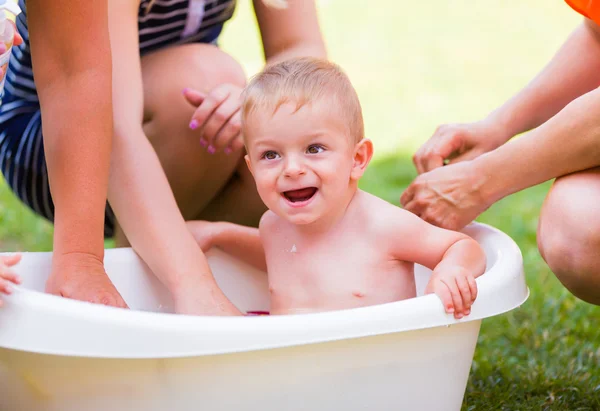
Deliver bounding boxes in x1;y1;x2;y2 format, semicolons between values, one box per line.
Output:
189;57;486;319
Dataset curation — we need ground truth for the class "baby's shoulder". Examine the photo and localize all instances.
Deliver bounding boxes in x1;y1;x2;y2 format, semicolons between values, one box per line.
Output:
259;210;282;234
357;191;414;230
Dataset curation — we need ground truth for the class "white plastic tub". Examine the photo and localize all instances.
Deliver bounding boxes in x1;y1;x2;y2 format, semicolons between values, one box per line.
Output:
0;222;528;411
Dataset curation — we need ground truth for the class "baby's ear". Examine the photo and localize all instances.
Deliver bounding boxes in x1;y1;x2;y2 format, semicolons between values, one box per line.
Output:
351;138;374;180
244;154;254;177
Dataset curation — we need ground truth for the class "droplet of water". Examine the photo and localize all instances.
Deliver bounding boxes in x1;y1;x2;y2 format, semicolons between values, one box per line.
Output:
290;244;297;253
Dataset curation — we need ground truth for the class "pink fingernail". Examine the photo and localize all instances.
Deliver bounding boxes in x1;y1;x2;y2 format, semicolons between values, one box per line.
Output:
200;138;208;147
189;120;198;130
224;147;232;155
207;145;216;154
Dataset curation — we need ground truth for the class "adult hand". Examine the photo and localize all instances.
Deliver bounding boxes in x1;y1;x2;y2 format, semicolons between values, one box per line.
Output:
412;119;509;174
45;253;128;308
183;84;244;155
400;161;494;231
174;292;243;316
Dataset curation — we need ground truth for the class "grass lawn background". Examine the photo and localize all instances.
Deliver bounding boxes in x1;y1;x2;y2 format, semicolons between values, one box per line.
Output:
0;1;597;409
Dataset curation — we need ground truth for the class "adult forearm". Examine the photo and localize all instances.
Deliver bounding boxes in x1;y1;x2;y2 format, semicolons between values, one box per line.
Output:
40;69;112;259
107;129;222;297
485;21;600;140
480;86;600;203
265;43;326;66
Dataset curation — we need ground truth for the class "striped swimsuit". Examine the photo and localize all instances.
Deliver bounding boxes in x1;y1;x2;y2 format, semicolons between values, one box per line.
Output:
0;0;237;237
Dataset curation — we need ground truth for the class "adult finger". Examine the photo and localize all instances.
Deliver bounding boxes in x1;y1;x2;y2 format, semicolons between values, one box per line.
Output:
422;133;463;173
183;88;206;107
400;183;416;207
189;87;230;137
203;97;241;152
403;197;429;218
214;110;242;154
416;129;464;173
412;145;427;174
422;151;445;174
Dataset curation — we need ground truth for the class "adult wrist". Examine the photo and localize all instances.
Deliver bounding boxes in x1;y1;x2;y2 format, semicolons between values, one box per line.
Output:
52;221;105;262
50;251;105;275
471;152;510;207
479;112;518;146
164;233;221;294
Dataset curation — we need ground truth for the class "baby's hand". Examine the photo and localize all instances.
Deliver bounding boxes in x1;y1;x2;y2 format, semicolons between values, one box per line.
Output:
186;220;223;252
0;254;22;307
425;266;478;319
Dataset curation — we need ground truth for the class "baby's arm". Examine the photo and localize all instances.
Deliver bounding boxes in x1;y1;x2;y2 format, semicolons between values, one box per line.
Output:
383;208;486;318
0;254;22;307
187;221;267;273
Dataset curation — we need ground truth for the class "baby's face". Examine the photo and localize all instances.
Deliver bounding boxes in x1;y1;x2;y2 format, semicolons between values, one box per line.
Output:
244;101;358;225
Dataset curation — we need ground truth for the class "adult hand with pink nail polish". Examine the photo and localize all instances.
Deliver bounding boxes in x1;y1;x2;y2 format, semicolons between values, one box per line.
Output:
183;84;244;155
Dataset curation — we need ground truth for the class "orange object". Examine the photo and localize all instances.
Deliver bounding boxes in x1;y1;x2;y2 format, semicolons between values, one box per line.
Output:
565;0;600;23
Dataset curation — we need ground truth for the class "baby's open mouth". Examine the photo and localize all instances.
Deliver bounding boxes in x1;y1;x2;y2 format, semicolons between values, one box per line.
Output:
282;187;318;203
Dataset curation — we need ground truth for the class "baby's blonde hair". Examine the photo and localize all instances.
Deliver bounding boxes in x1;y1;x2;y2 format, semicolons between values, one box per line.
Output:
241;57;365;144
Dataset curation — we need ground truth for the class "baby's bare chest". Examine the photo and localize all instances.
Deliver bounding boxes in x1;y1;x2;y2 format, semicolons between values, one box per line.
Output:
265;236;409;288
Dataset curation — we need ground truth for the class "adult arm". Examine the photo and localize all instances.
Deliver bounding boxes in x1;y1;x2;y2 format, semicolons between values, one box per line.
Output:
413;18;600;173
254;0;327;64
29;0;127;307
106;0;240;315
401;86;600;230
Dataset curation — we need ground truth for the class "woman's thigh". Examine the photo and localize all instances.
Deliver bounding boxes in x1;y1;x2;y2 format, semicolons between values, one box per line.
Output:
139;43;247;220
537;166;600;304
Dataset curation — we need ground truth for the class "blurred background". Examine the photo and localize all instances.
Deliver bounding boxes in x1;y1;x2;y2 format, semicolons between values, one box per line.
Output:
1;1;598;409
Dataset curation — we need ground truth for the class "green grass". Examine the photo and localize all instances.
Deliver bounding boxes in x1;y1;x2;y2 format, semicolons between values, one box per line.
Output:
1;0;599;409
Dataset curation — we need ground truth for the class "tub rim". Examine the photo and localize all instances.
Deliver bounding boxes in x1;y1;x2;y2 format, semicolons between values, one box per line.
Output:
0;222;529;358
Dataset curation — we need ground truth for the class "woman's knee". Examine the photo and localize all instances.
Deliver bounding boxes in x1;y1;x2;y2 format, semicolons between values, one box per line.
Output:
138;44;247;218
537;168;600;304
142;43;246;118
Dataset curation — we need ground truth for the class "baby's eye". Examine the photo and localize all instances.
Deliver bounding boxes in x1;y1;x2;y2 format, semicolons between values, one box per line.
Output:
307;145;324;154
262;151;280;160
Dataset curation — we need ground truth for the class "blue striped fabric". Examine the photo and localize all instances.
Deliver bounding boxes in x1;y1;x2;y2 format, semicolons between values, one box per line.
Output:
0;0;237;237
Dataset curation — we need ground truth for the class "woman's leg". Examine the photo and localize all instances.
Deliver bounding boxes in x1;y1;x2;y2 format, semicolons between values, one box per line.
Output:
114;43;261;245
537;166;600;305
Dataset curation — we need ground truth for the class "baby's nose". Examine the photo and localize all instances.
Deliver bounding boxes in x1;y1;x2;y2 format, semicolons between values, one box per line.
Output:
284;157;306;177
